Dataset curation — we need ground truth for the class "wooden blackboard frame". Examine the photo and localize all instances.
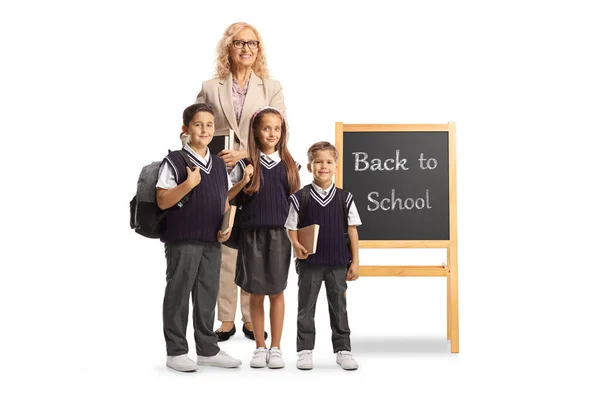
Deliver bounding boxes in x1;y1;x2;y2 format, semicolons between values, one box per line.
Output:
335;122;459;353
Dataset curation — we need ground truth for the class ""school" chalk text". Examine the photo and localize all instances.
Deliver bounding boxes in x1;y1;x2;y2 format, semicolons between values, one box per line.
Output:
367;189;432;211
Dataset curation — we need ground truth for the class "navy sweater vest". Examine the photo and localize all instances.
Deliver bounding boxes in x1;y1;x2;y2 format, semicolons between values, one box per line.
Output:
161;150;228;244
290;186;353;266
237;157;296;228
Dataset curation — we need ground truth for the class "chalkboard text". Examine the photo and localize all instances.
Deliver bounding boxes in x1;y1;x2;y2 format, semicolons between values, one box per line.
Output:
367;189;432;211
353;150;409;171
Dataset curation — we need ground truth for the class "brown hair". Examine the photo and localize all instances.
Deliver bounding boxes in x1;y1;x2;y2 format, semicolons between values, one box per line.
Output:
307;141;339;163
245;108;300;195
215;22;269;80
182;103;215;127
180;103;215;147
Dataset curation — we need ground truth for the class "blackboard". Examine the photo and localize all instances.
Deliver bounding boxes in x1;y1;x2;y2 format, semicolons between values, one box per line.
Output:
335;123;460;353
340;130;450;241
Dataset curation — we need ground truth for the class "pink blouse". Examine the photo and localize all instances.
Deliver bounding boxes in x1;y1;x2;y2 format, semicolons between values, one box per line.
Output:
232;78;250;125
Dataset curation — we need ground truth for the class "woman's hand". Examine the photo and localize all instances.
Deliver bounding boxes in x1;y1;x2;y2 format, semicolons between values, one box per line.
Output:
218;149;242;168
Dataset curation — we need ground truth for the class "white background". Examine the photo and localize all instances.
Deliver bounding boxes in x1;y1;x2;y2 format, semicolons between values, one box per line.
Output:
1;0;599;398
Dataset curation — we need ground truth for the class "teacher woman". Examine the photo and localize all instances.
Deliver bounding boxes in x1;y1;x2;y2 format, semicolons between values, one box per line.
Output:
196;21;288;341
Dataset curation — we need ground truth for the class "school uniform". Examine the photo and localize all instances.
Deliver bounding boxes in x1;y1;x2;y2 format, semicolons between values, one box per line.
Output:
156;145;231;357
285;182;362;353
231;151;300;295
197;72;288;325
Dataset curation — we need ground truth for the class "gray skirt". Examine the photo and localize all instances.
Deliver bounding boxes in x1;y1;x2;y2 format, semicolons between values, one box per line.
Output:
235;227;292;295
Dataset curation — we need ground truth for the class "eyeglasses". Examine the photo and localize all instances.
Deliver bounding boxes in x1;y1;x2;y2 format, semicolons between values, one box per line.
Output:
231;40;259;49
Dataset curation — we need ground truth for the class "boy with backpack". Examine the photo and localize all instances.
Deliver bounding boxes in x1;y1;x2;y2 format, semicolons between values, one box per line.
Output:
155;103;242;372
285;141;362;371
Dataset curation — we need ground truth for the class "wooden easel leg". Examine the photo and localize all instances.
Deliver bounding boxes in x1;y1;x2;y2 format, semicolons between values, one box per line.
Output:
447;266;451;340
449;247;459;353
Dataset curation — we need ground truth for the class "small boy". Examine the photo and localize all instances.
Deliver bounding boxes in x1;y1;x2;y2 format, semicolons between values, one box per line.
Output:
285;141;361;371
155;103;242;372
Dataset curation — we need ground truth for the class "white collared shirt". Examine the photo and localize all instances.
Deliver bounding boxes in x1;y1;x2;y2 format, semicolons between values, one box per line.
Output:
229;150;280;184
284;181;362;230
156;145;232;189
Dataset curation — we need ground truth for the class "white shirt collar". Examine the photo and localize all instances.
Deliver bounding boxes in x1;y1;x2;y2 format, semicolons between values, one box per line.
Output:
260;150;280;162
184;144;211;165
311;181;335;197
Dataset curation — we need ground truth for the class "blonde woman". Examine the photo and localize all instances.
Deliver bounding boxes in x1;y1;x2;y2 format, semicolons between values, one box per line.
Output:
196;22;288;341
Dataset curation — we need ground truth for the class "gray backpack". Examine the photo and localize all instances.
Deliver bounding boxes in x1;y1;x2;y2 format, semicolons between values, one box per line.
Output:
129;150;194;238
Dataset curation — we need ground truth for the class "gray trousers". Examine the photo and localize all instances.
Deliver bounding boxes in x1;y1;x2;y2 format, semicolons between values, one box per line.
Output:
163;242;221;357
296;262;351;353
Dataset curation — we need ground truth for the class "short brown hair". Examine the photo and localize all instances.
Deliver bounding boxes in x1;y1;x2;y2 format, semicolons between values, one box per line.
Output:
183;103;215;127
307;141;338;163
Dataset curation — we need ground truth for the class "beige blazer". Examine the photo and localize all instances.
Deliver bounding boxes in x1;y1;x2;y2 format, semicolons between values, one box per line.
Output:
196;71;287;152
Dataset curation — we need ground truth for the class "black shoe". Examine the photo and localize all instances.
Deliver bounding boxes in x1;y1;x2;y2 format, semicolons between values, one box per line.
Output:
242;324;268;340
215;325;236;342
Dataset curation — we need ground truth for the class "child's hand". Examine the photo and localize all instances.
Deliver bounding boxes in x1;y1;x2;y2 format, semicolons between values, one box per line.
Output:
242;164;254;184
218;150;242;168
217;229;231;243
186;166;201;188
346;262;359;281
293;242;309;259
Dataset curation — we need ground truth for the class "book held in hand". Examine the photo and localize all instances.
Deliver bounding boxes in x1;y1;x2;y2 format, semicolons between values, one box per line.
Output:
297;224;320;255
209;128;234;155
221;205;237;234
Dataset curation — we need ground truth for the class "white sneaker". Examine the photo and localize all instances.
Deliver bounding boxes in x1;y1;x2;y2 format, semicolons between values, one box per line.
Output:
336;351;359;370
166;355;199;372
296;350;313;370
267;347;285;369
250;347;268;368
196;350;241;368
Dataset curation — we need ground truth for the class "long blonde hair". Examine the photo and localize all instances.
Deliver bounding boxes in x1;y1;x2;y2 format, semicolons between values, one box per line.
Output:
214;22;269;80
245;108;300;196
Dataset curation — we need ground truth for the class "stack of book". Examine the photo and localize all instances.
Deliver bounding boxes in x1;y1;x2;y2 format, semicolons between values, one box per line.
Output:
209;128;234;155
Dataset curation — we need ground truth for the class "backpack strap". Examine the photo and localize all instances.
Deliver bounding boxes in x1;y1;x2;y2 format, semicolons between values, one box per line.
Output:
178;149;196;170
336;188;351;254
232;158;253;208
299;184;312;222
166;149;197;208
336;188;349;233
